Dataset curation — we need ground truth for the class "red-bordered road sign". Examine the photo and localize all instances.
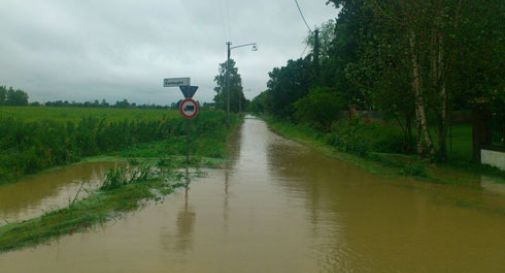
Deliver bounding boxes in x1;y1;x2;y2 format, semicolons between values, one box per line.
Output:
179;98;199;119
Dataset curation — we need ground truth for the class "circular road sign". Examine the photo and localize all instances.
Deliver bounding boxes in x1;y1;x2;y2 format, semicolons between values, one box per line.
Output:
179;98;199;119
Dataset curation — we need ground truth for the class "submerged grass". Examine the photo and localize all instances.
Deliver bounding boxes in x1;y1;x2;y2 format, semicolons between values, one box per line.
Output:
0;164;187;253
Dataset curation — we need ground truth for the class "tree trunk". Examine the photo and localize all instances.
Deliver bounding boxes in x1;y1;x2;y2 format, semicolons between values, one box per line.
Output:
438;83;448;161
437;33;448;162
409;29;435;157
406;113;414;153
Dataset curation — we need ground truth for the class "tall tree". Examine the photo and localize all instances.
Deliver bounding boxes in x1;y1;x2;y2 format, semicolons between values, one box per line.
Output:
214;59;246;113
266;58;313;119
327;0;504;159
249;90;270;114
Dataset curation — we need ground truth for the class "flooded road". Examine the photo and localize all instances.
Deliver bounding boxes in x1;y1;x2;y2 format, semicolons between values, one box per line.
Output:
1;117;505;273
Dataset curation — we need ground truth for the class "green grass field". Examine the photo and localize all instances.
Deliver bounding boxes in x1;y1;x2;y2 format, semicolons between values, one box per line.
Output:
429;125;473;162
0;106;236;184
0;106;178;123
447;125;473;161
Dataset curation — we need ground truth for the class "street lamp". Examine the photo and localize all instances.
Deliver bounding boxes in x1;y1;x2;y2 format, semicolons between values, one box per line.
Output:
225;42;258;125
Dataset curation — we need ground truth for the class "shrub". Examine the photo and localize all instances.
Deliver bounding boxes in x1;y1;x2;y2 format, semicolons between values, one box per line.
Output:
327;117;407;156
293;87;345;131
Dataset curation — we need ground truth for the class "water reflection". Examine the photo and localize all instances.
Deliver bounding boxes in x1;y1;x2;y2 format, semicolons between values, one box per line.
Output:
223;119;244;232
174;187;196;253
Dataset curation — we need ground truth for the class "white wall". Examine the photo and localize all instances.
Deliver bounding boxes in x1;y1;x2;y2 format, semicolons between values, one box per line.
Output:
481;149;505;171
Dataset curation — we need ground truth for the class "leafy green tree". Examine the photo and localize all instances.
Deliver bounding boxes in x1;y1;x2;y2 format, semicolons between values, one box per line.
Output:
249;90;270;114
266;58;313;119
324;0;375;108
213;59;246;113
5;87;28;106
327;0;505;160
294;87;345;131
305;20;336;61
328;0;416;151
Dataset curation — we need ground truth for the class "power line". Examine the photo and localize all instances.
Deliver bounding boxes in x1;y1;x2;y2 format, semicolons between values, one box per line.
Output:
293;0;312;33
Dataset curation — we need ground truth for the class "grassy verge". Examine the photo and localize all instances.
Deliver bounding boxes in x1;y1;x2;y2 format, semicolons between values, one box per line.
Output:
264;117;505;185
0;113;241;253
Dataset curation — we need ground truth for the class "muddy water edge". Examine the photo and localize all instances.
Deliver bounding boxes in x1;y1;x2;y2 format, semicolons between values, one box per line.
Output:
1;116;505;273
0;162;120;223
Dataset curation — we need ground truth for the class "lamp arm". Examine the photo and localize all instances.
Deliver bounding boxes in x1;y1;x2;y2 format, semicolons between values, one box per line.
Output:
230;43;257;50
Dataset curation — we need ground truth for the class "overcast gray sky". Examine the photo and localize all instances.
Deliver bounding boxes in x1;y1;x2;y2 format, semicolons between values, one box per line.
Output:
0;0;337;104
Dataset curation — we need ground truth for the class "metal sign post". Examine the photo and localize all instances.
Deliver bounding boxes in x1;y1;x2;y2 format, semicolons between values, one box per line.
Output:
179;98;199;164
163;77;199;166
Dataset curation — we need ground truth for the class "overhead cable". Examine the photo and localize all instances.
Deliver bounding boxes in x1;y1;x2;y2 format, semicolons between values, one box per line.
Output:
293;0;312;33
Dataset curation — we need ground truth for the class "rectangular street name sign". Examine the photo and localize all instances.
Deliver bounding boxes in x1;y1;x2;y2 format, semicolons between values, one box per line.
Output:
163;77;190;87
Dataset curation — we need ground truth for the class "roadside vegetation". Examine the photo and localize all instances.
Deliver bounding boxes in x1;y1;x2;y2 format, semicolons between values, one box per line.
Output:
250;1;505;183
0;107;231;184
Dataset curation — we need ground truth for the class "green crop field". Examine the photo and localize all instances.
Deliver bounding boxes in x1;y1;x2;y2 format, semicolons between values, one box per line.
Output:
0;106;178;123
0;106;232;184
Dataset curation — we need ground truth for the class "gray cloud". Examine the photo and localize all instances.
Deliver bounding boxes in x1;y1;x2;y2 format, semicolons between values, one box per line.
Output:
0;0;337;104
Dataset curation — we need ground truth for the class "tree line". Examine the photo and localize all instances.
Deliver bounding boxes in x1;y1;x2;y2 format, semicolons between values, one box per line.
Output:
0;85;182;109
251;0;505;162
0;86;29;106
44;99;173;109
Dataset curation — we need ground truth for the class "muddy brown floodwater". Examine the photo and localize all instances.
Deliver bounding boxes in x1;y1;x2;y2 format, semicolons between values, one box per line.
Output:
1;117;505;273
0;162;119;223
